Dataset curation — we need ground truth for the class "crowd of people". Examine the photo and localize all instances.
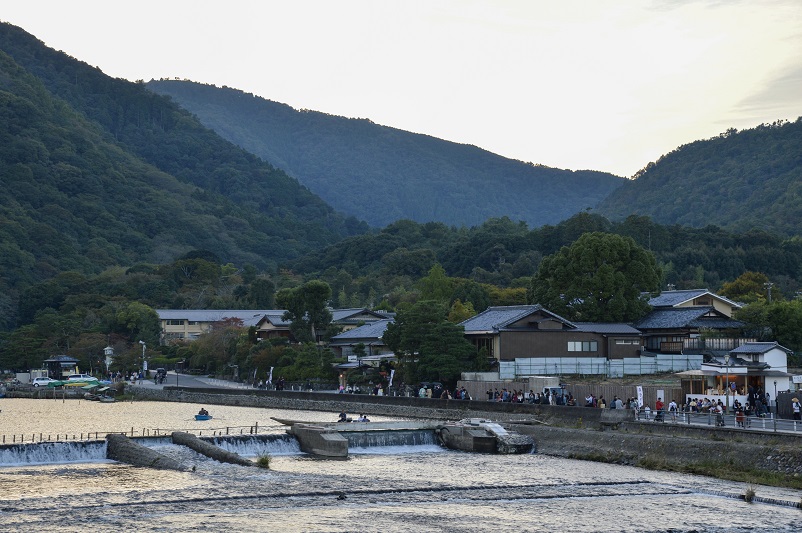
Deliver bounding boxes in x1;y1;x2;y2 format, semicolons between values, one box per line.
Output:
483;388;574;405
417;384;471;400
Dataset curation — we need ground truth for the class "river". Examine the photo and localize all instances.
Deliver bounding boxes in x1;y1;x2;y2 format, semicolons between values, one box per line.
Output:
1;398;800;532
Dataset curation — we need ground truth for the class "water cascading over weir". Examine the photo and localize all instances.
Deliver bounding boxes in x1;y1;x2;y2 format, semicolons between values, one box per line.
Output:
0;433;302;468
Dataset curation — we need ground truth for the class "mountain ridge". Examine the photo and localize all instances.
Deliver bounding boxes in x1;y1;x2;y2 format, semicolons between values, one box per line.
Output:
595;119;802;235
0;22;364;312
146;79;626;228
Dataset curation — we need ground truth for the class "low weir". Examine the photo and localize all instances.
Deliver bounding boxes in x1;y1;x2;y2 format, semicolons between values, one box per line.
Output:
0;433;301;466
0;430;447;467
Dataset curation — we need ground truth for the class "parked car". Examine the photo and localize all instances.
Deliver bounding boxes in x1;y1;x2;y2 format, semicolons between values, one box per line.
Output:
66;374;96;381
32;377;57;387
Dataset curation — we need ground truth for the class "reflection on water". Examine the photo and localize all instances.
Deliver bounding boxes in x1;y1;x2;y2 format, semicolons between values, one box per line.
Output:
0;398;371;440
1;399;801;531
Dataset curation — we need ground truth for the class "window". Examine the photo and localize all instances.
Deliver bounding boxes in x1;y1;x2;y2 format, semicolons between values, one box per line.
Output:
567;341;598;352
615;339;639;345
166;319;184;326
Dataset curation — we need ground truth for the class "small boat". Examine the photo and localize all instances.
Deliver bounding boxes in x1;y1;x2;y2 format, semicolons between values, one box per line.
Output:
195;414;213;421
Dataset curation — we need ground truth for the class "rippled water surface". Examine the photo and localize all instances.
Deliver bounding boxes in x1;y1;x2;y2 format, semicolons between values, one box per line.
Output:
1;399;801;532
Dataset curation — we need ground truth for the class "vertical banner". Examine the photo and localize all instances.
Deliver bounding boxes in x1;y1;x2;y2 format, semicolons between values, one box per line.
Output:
637;385;644;409
268;366;273;384
388;369;395;388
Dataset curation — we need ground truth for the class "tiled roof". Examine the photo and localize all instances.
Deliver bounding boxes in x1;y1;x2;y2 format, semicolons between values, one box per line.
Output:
460;305;575;333
573;322;642;335
635;307;742;330
257;311;291;327
706;356;770;369
647;289;742;310
330;319;392;342
330;308;388;323
730;341;793;355
688;316;744;329
158;308;390;328
157;309;282;326
647;289;709;307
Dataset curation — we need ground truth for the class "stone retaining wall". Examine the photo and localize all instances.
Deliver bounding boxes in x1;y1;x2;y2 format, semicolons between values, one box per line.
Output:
517;424;802;476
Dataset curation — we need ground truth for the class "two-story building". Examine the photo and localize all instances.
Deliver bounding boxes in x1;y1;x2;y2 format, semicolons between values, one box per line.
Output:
157;307;392;344
158;309;277;343
328;319;394;359
459;305;643;379
635;289;749;354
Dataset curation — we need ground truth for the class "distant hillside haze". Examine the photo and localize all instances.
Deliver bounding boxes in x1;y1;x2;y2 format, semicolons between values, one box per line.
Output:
595;119;802;235
146;80;626;228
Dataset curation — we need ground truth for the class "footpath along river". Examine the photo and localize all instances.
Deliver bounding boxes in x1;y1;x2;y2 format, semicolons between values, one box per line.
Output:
0;398;801;532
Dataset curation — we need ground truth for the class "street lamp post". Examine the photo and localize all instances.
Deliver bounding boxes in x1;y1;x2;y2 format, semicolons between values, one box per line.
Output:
725;354;730;415
774;380;778;431
139;340;146;379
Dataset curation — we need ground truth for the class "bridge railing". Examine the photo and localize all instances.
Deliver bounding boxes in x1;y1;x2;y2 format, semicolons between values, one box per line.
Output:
634;409;802;433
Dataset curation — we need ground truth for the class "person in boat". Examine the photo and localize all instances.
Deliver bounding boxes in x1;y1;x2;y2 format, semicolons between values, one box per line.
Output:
358;414;370;422
338;411;348;423
198;408;209;416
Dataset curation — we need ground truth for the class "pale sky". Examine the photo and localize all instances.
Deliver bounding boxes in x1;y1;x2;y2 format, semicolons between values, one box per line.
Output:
3;1;802;177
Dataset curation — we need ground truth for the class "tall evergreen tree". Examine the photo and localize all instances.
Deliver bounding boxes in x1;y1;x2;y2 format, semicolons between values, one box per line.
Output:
383;300;475;385
528;232;661;322
276;280;333;343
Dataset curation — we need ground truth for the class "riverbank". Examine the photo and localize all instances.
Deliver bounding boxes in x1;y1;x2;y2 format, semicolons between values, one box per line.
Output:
125;385;802;491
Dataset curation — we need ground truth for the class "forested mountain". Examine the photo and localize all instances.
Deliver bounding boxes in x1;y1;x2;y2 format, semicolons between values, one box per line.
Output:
146;80;625;228
0;22;365;327
596;119;802;235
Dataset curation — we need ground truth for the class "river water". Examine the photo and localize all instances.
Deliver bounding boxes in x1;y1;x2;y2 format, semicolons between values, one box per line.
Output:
1;398;800;532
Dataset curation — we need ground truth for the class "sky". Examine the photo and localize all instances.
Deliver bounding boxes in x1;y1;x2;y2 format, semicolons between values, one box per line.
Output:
3;0;802;178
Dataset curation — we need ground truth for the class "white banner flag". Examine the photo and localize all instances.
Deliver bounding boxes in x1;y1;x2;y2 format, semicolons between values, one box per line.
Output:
268;366;273;384
637;385;644;409
388;369;395;388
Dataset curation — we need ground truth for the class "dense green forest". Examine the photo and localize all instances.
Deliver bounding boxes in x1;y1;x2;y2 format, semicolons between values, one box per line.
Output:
289;213;802;299
3;213;802;382
0;22;365;329
596;118;802;235
146;79;625;228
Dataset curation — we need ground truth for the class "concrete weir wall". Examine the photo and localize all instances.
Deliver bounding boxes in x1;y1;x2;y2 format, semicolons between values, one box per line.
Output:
172;432;254;466
106;433;189;471
134;387;802;476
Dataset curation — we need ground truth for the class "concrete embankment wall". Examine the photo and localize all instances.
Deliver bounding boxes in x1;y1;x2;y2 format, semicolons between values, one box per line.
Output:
133;387;802;476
